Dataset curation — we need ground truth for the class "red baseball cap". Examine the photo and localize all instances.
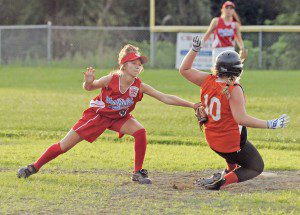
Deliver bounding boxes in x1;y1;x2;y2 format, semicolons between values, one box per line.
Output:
222;1;235;9
119;52;148;67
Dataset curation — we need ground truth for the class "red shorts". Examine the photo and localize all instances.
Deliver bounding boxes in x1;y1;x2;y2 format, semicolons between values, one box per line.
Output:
73;108;133;143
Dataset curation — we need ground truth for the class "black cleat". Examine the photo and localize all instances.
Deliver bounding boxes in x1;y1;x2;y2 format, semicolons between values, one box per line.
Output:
131;169;152;184
17;164;38;178
194;175;216;186
221;169;229;177
204;173;226;190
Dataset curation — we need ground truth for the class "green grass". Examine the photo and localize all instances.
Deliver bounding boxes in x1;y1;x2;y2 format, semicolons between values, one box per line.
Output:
0;66;299;214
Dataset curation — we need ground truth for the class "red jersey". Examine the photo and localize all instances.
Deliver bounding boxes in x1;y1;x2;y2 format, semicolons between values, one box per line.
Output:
89;74;143;119
213;17;237;48
201;75;247;153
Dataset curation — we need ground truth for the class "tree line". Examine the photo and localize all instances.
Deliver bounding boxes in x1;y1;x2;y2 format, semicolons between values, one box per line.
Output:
0;0;298;26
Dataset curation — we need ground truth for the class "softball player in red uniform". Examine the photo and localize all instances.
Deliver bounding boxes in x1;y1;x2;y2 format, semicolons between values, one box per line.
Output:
18;44;199;184
179;36;289;190
202;1;247;64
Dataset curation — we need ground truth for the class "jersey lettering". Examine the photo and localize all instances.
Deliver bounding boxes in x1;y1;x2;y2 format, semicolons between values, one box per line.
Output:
204;94;221;121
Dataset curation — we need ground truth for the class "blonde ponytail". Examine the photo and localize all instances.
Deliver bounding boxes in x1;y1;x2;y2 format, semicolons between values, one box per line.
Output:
233;11;241;24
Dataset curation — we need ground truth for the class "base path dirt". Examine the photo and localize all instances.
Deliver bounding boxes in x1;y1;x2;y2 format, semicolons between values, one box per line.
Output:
151;170;300;193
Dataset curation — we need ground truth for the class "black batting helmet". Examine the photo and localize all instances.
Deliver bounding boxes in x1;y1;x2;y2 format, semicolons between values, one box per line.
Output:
215;50;243;77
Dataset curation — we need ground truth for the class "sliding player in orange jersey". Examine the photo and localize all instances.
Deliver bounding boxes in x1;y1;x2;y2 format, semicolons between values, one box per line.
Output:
18;44;200;184
179;35;289;190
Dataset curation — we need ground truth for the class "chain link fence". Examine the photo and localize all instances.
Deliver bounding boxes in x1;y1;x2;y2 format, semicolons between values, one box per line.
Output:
152;31;300;70
0;24;299;70
0;24;150;69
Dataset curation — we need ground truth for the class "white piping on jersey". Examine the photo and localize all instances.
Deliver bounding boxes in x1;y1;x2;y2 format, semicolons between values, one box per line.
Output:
74;115;99;132
119;75;135;94
96;108;102;114
238;125;243;134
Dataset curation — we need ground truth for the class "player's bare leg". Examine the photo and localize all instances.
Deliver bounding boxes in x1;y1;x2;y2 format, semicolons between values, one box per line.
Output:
17;129;83;178
59;129;83;152
119;118;151;184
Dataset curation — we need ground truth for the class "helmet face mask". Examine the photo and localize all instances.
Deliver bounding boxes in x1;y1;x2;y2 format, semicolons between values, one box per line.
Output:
215;50;243;77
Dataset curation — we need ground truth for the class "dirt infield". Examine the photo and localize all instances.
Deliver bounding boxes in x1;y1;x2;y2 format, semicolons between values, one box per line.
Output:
3;168;299;213
4;168;300;193
123;170;300;193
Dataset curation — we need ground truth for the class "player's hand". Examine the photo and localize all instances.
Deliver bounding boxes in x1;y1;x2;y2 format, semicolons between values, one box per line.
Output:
192;35;203;52
83;67;95;84
195;105;208;126
193;102;202;110
239;48;248;62
267;114;290;129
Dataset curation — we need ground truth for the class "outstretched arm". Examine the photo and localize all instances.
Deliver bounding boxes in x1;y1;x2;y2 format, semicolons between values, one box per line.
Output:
202;17;218;43
229;86;289;129
235;23;247;62
179;36;210;87
83;67;112;91
140;83;198;109
235;23;245;51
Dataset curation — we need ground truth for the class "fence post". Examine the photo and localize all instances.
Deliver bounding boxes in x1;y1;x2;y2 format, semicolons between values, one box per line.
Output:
47;21;52;64
258;31;262;68
0;29;2;65
150;31;156;67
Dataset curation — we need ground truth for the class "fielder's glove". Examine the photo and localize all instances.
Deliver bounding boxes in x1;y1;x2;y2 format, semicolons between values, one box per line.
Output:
192;35;203;52
239;48;248;62
267;114;290;129
195;104;208;126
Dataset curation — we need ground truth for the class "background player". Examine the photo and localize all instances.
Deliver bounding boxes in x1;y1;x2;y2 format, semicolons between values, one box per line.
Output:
202;1;247;64
179;36;289;190
18;44;200;184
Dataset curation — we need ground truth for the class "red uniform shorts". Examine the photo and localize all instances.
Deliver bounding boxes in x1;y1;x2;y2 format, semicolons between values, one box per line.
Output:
73;108;133;143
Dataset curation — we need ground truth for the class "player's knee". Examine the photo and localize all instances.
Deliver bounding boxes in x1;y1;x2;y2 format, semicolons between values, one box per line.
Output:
58;142;69;153
132;128;146;138
255;159;264;175
59;140;76;153
259;160;264;174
